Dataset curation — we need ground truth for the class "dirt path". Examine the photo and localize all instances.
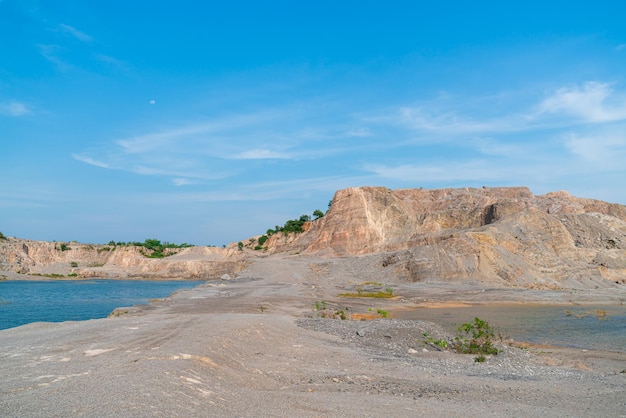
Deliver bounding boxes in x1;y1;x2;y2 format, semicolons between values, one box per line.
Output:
1;255;625;417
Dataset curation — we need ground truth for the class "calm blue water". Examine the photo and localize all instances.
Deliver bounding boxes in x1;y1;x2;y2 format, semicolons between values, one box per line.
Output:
398;304;626;352
0;280;203;330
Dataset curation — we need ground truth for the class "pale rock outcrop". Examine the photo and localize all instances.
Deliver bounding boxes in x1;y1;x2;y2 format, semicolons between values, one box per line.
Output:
0;240;247;280
2;186;625;288
265;186;626;287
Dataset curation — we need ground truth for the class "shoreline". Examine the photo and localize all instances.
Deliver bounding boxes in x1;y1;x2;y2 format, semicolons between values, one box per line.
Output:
2;257;626;416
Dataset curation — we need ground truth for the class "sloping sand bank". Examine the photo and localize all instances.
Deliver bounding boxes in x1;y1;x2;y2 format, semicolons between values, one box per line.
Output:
1;256;624;417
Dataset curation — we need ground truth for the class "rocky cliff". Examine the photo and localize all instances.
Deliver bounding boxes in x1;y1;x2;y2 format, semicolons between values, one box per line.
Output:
2;186;625;288
0;240;247;280
264;186;626;287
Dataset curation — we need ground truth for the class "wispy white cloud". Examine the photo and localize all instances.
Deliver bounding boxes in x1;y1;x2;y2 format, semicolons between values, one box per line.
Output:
365;81;626;151
72;154;112;169
537;81;626;123
395;106;508;134
230;149;291;160
93;53;130;71
58;24;93;43
172;178;195;186
75;104;363;182
0;101;32;116
38;44;72;71
345;127;372;137
616;44;626;51
364;161;504;183
563;129;626;167
466;137;531;158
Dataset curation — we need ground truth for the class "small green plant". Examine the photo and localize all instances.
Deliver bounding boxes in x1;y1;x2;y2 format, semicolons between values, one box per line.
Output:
474;354;487;363
376;309;389;318
422;333;449;349
70;261;78;268
68;273;78;277
0;231;7;240
59;243;70;251
315;300;327;311
238;241;244;251
454;317;499;356
314;301;347;320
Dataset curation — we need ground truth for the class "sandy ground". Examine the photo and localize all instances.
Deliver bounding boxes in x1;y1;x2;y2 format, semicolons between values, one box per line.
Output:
1;255;625;417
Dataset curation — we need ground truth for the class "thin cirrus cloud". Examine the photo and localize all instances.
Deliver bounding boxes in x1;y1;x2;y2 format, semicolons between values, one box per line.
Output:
230;149;291;160
364;161;503;183
537;81;626;123
0;101;31;116
383;81;626;138
362;81;626;187
74;105;355;181
71;154;112;169
57;24;93;43
38;44;72;71
563;130;626;166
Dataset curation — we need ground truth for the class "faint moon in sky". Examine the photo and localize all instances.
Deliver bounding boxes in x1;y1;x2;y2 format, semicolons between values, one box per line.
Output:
149;99;156;105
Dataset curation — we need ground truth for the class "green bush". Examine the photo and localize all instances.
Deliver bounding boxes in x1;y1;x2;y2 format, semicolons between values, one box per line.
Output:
454;317;499;356
0;231;7;240
111;239;194;258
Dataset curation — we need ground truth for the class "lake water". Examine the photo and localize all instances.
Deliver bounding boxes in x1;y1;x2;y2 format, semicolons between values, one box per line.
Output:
0;280;203;330
395;304;626;352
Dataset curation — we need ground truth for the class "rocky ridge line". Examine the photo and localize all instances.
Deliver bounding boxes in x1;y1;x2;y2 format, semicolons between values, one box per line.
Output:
2;186;625;288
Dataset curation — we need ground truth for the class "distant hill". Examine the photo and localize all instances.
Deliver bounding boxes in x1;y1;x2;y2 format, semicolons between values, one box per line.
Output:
263;186;626;287
2;186;625;288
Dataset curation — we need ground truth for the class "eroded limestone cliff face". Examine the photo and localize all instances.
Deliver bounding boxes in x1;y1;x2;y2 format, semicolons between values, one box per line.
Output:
0;240;247;280
3;186;625;288
265;186;626;287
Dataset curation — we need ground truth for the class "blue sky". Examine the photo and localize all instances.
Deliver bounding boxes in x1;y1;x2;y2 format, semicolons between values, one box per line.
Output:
2;1;626;246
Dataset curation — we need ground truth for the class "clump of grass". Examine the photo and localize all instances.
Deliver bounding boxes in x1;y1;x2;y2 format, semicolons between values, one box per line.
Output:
565;308;608;320
314;300;348;320
339;286;394;298
376;309;389;318
422;332;449;349
32;273;65;278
